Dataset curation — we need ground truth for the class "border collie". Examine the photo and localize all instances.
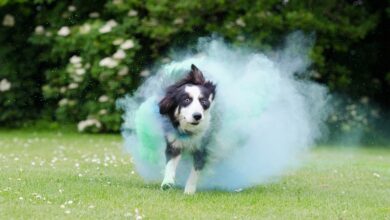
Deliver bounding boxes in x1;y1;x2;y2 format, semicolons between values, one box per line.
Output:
159;64;216;194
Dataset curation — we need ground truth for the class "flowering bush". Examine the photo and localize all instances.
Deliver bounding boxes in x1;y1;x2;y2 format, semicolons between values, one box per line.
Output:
0;7;44;125
29;1;143;132
0;0;388;134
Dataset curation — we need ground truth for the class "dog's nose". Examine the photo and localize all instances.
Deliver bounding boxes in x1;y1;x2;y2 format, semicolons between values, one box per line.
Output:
193;113;202;121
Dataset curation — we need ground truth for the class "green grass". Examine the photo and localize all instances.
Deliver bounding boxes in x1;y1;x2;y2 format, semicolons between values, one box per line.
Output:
0;129;389;219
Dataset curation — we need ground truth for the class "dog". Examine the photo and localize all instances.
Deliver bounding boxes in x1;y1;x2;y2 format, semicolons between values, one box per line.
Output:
158;64;216;194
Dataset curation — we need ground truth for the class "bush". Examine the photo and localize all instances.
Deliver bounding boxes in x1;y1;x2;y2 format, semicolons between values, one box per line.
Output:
0;0;388;133
0;2;44;125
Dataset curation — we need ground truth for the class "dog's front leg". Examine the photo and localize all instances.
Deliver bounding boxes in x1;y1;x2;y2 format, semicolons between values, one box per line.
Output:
184;149;207;195
161;142;181;190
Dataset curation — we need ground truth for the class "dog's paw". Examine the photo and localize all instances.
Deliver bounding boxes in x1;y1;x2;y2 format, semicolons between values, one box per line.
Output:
184;184;196;195
160;181;174;191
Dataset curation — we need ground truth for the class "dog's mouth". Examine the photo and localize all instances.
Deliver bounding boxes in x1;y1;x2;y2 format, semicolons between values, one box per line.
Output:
191;122;200;126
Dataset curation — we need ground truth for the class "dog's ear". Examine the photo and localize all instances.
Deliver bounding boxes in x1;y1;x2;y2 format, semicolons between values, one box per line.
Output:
159;95;175;115
189;64;205;84
204;81;216;100
191;64;200;72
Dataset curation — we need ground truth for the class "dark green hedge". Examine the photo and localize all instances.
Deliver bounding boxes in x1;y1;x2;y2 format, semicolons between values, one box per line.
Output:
0;0;388;133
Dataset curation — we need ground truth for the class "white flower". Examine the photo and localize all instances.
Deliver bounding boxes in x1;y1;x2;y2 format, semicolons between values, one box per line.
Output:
99;25;111;34
89;12;100;18
107;19;118;27
70;55;82;64
173;18;184;25
73;62;82;69
35;26;45;35
140;69;150;77
0;79;11;92
118;66;129;76
60;87;67;93
75;68;86;75
128;10;138;17
58;98;69;106
68;83;79;89
68;5;76;12
237;35;245;41
162;57;171;63
2;14;15;27
120;40;135;50
99;57;118;68
98;95;109;102
360;96;369;105
235;18;246;27
77;118;102;132
311;71;322;79
79;24;91;34
58;26;71;36
99;109;108;115
113;38;124;45
99;19;117;33
113;50;126;60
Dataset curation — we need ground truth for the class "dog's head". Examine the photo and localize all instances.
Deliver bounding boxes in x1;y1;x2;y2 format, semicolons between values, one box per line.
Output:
159;64;216;134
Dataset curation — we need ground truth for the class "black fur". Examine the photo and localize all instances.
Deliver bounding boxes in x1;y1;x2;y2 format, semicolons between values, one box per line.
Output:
165;141;181;162
193;149;208;170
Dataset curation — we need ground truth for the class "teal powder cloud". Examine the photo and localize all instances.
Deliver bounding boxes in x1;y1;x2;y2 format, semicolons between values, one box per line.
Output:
117;32;329;191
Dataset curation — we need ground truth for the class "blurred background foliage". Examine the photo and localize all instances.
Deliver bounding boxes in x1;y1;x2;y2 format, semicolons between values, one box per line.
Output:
0;0;388;140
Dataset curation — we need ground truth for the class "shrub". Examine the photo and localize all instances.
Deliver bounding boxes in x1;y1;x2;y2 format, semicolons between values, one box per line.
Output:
0;2;44;125
0;0;387;134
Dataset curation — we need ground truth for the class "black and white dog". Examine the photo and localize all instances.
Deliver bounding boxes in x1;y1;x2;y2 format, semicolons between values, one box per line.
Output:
159;64;216;194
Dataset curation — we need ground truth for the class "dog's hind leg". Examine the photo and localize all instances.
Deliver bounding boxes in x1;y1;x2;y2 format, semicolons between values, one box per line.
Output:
184;149;207;195
161;143;181;190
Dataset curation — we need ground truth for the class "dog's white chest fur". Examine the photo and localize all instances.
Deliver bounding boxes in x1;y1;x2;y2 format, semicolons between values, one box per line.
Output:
166;118;210;152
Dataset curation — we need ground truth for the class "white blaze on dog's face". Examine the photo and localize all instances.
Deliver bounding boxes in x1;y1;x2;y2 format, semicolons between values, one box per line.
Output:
174;85;214;133
159;64;216;134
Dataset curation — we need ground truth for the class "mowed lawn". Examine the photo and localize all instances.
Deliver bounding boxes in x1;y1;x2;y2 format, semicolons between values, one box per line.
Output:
0;129;389;220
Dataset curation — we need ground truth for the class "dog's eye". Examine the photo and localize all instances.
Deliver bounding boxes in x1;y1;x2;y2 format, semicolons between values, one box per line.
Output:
184;98;191;103
201;100;208;105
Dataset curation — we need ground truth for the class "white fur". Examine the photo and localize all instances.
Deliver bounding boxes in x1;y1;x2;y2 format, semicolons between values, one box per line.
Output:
176;85;210;134
161;155;181;187
184;167;200;195
181;85;204;121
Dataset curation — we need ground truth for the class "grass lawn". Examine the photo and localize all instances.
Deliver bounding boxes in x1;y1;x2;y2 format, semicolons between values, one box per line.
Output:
0;129;389;219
